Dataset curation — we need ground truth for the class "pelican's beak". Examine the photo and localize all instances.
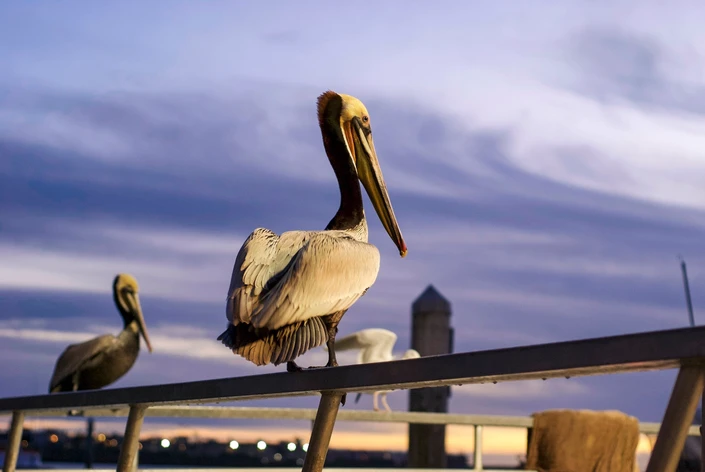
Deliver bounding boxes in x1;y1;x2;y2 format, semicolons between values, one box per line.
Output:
125;291;153;353
349;117;407;257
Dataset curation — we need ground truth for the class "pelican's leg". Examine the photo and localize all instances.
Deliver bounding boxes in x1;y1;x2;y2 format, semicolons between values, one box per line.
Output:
323;310;347;406
72;371;80;391
373;391;380;411
285;333;339;372
322;309;346;367
381;393;392;413
325;325;348;406
286;311;347;387
325;326;339;367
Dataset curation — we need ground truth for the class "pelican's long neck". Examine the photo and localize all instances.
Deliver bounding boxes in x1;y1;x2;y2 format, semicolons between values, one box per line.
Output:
113;289;133;329
320;118;365;233
119;321;140;344
115;291;140;347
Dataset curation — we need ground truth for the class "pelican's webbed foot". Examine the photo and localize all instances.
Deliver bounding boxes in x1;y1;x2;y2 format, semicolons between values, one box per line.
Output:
286;362;326;371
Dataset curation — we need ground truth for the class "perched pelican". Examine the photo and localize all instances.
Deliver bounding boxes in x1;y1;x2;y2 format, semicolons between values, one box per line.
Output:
329;328;420;412
48;274;153;393
218;91;407;375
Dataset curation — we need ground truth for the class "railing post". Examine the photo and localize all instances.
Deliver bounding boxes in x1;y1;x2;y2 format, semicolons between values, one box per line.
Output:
116;404;147;472
85;417;94;469
2;411;25;472
646;365;705;472
301;392;343;472
473;424;483;471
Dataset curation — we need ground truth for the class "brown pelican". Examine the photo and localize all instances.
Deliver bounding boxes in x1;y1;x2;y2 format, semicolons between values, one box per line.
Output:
218;91;407;375
48;273;153;393
328;328;420;412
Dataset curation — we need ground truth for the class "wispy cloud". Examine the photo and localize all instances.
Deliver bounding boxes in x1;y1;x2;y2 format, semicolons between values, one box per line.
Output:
564;27;705;116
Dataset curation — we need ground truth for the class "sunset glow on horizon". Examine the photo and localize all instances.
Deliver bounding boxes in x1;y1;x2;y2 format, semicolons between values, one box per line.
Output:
3;416;654;457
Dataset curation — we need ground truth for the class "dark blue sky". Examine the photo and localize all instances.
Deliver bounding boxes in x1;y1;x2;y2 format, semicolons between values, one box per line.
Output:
1;0;704;456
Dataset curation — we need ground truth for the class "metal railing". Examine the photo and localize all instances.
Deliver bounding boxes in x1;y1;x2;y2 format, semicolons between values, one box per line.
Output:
16;406;704;472
2;326;705;472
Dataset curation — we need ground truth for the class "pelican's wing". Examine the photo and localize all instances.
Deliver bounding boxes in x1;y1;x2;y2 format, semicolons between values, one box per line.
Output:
226;228;313;325
49;335;116;392
250;233;381;330
333;328;398;364
333;328;395;351
362;329;398;364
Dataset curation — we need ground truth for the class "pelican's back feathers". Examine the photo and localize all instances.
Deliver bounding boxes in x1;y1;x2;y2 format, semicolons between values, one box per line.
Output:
221;227;381;366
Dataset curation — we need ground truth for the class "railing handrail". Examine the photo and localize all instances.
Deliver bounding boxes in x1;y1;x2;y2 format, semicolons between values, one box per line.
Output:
16;405;702;436
1;326;704;413
3;326;705;472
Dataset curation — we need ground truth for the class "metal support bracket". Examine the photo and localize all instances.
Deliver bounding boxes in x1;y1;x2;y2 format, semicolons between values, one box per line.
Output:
701;392;704;472
473;424;483;471
646;365;705;472
116;404;147;472
302;392;344;472
1;410;25;472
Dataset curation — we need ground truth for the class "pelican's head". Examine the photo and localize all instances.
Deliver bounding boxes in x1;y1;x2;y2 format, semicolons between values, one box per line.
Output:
317;91;407;257
402;349;421;360
113;273;153;353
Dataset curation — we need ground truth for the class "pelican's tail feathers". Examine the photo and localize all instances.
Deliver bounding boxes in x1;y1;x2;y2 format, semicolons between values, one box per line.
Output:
219;318;329;367
271;317;328;366
217;324;237;348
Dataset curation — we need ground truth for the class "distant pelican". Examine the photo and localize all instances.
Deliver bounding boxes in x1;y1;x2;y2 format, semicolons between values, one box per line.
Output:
331;328;420;412
218;91;407;376
48;274;153;393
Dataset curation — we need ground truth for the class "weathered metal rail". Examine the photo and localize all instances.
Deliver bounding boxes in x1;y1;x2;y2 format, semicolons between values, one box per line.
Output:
20;405;703;435
15;407;703;472
15;406;704;472
2;326;705;472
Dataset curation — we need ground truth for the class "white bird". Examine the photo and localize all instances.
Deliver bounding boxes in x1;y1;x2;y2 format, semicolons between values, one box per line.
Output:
218;91;407;381
330;328;420;412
